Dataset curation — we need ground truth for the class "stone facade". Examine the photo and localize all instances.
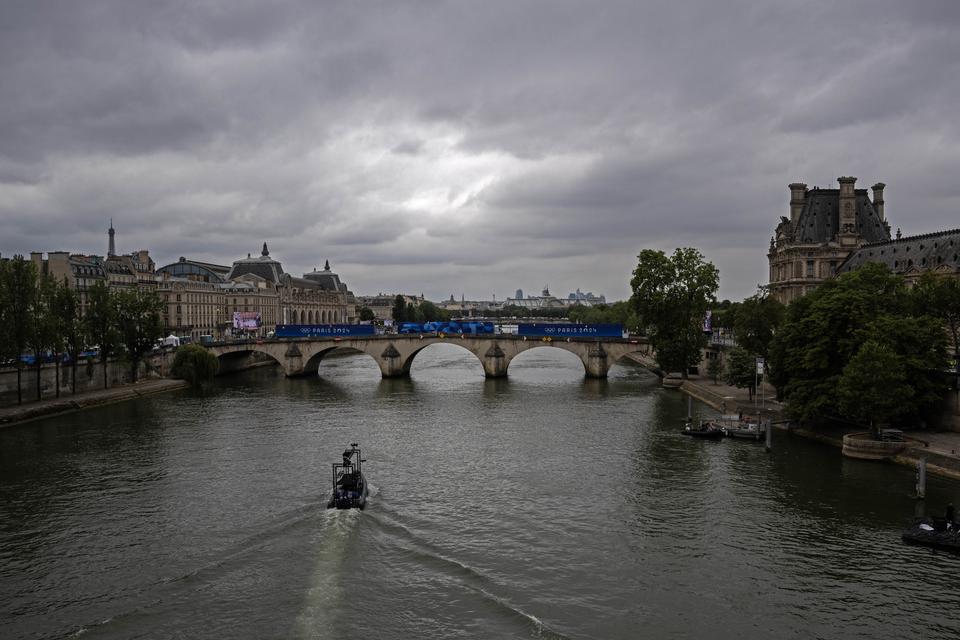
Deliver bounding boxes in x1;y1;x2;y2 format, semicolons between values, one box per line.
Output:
768;177;890;303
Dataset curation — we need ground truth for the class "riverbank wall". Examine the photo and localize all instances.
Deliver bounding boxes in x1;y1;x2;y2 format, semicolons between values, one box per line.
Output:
675;376;960;482
0;378;190;427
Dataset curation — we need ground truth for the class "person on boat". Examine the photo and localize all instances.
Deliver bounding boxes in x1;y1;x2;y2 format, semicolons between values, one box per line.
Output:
947;503;955;531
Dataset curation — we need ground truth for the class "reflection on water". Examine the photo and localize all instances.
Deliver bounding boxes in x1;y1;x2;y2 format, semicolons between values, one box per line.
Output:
1;343;959;639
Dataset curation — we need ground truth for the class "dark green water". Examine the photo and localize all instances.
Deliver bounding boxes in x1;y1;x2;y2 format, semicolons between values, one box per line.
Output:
1;344;959;639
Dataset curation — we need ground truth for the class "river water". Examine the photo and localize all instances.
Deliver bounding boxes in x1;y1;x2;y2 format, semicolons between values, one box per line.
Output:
2;344;959;639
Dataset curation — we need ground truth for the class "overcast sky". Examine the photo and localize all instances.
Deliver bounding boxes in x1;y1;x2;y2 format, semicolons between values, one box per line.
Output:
2;1;959;302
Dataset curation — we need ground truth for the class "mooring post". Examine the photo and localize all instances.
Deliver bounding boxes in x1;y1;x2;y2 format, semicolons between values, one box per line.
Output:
916;456;927;500
687;395;692;421
765;416;772;452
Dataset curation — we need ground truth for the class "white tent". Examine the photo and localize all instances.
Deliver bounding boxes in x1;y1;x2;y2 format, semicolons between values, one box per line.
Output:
162;335;180;347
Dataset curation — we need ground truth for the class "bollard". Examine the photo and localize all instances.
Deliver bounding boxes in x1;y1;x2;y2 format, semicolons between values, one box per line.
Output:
765;418;772;452
687;395;692;421
916;457;927;500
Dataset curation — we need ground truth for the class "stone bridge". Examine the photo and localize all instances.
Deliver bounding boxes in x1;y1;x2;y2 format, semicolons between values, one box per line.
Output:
207;335;654;379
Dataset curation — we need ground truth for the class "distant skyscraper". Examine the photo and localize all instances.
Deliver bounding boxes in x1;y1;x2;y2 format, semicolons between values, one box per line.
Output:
515;289;523;300
108;219;116;257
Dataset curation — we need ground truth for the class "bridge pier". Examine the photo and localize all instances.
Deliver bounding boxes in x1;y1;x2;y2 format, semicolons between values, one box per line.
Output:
583;343;611;379
377;343;411;378
482;343;509;378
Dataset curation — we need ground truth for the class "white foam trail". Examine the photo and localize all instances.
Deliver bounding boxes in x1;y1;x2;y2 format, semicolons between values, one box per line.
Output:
294;508;360;639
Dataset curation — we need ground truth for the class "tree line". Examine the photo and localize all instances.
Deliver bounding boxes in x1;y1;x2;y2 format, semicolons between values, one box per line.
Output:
627;247;960;431
0;255;164;405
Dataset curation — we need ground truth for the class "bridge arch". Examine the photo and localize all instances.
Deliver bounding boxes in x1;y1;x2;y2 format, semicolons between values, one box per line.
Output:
213;345;286;375
402;341;486;378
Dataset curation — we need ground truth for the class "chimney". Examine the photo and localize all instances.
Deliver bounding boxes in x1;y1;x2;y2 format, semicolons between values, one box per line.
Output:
837;176;857;242
871;182;885;221
789;183;807;226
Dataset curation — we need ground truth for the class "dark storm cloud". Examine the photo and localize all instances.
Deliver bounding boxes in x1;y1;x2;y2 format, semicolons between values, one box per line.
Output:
2;0;959;300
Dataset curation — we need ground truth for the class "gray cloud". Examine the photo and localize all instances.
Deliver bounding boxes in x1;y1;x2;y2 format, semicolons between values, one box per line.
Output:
2;0;959;302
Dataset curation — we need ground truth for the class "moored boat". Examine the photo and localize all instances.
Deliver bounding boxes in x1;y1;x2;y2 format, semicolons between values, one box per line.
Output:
901;518;960;553
706;414;767;440
327;443;368;509
680;420;724;439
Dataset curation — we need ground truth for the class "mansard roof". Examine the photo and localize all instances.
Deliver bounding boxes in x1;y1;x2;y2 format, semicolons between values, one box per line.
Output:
837;228;960;275
227;245;285;283
794;188;891;244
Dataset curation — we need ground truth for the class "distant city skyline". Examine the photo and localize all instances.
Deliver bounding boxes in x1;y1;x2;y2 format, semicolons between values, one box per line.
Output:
3;2;960;301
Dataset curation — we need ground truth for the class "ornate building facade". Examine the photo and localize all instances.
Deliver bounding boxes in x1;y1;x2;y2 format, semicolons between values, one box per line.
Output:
768;177;890;303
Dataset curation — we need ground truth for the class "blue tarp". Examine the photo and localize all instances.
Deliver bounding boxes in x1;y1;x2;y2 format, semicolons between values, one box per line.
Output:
517;323;624;338
274;324;377;338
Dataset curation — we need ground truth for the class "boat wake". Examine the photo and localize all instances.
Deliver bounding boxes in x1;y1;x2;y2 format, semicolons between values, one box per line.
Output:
365;509;574;640
294;508;362;638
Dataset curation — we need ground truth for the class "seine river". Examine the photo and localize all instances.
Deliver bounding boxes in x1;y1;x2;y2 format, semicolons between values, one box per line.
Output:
2;344;958;639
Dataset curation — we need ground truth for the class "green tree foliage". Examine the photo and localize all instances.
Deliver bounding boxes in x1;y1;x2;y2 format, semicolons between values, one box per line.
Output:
731;289;785;358
405;301;423;323
26;272;59;400
837;340;914;432
769;263;949;426
358;307;376;322
3;256;37;404
567;301;638;332
170;343;220;388
913;272;960;396
52;280;85;394
630;248;719;377
85;280;119;389
724;347;757;400
418;300;450;322
706;353;724;385
115;287;165;383
392;295;407;322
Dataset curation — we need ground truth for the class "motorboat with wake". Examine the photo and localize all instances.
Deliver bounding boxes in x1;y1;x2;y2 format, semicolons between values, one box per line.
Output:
327;443;368;509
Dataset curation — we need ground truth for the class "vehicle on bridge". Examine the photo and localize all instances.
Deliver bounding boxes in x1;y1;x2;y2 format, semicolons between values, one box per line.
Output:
327;443;368;510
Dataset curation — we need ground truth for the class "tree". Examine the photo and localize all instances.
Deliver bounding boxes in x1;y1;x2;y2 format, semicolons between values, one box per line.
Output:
913;272;960;405
170;343;219;389
630;248;719;377
3;256;37;404
769;263;948;426
732;289;785;358
358;306;376;322
26;272;59;401
706;353;723;385
838;340;913;433
52;279;85;395
392;295;407;322
724;347;757;400
85;280;119;389
115;287;165;383
405;301;423;323
418;300;450;322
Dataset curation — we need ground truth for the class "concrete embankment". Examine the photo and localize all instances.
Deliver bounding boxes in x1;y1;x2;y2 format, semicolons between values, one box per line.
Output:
0;379;190;427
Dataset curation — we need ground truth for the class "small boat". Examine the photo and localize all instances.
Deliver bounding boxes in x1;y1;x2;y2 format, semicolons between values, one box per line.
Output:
901;518;960;553
327;443;368;509
680;420;724;439
707;414;767;440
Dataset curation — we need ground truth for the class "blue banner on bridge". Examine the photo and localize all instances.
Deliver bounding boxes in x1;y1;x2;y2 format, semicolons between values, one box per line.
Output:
274;324;376;338
517;323;625;338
